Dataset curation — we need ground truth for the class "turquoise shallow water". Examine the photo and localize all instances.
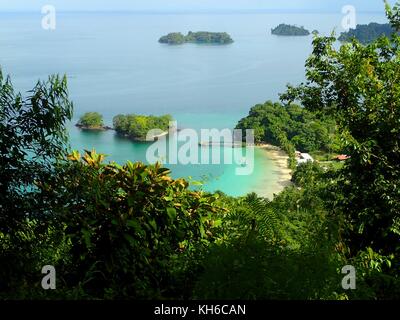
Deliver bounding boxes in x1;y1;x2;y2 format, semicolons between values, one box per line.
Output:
68;123;278;197
0;11;387;196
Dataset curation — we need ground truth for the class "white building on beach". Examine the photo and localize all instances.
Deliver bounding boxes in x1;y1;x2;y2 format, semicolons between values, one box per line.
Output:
295;151;314;165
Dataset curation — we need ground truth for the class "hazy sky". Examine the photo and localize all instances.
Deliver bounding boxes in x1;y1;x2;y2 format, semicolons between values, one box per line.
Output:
0;0;396;12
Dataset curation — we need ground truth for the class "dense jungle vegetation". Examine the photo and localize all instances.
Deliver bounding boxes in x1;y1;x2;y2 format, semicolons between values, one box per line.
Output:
113;114;173;141
236;101;340;154
338;22;396;44
77;112;105;129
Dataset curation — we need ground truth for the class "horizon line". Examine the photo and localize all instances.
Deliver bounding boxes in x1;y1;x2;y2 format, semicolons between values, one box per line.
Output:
0;8;387;15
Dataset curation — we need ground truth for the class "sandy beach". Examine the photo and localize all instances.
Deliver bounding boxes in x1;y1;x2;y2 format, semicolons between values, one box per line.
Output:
255;144;293;199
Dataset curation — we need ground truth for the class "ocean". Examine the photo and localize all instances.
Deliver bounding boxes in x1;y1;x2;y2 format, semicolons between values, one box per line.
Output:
0;11;387;196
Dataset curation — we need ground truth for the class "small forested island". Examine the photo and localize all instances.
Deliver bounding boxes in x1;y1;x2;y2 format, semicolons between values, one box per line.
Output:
271;24;311;36
338;22;396;44
159;31;234;45
113;114;173;141
76;112;109;130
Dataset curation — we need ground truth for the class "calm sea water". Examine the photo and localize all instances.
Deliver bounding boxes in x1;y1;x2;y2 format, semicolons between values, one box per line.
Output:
0;11;387;196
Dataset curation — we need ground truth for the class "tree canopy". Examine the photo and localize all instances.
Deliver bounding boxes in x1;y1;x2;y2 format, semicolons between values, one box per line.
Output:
338;22;396;44
236;101;338;154
113;114;173;141
271;24;311;36
0;71;72;233
77;112;104;129
281;2;400;256
159;31;234;45
0;70;73;295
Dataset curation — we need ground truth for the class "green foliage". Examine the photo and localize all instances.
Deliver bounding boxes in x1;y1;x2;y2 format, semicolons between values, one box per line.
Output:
38;150;224;299
194;236;340;300
113;114;172;141
77;112;104;128
347;248;400;299
0;222;71;299
272;24;310;36
159;32;186;44
194;190;342;300
0;69;73;295
236;100;338;154
386;0;400;31
281;18;400;256
159;31;234;45
185;31;234;44
292;161;326;187
338;22;396;44
197;162;399;300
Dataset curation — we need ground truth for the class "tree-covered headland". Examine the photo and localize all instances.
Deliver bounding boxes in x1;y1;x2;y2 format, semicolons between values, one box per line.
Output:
236;101;339;155
339;22;396;44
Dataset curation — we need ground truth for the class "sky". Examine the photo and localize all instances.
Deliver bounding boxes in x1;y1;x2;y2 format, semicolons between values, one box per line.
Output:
0;0;396;13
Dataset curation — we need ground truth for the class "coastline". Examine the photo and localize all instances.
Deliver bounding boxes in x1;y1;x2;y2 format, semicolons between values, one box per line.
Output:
71;121;293;198
255;144;293;199
115;130;169;142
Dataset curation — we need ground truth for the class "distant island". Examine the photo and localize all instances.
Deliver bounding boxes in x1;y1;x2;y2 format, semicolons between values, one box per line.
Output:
113;114;173;141
159;31;234;45
271;24;311;36
338;22;396;44
76;112;110;131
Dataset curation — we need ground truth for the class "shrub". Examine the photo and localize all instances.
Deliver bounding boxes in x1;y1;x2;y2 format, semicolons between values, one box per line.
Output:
39;150;224;299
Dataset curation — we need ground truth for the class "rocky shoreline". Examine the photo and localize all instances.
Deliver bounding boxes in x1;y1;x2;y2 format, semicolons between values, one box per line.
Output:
75;124;113;131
